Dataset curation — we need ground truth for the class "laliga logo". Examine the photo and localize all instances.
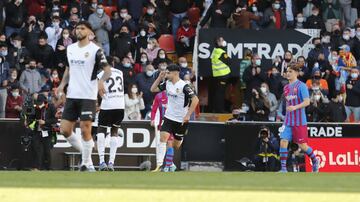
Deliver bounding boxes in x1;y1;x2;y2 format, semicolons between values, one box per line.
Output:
309;150;326;169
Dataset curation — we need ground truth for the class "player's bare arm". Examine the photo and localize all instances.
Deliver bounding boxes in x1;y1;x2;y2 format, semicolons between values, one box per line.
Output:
57;66;69;97
98;64;112;97
150;71;166;93
183;95;199;123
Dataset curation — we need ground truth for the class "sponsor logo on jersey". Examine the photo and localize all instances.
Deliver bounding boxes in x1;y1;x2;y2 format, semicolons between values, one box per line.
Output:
85;52;89;58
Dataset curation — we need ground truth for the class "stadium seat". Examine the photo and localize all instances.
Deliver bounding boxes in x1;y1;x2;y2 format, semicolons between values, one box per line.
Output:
158;34;175;53
187;7;200;27
105;6;117;17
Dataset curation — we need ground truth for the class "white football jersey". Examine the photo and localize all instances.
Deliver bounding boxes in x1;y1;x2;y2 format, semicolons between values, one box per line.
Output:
97;68;125;110
66;42;107;100
159;79;195;123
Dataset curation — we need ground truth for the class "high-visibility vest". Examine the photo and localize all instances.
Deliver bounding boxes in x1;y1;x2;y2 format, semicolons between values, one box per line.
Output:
211;48;231;77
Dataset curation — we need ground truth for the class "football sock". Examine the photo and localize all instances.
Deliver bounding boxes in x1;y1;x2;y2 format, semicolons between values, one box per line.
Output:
109;136;118;164
165;147;174;167
66;132;83;152
279;147;288;170
81;138;94;166
97;133;105;163
157;142;167;166
306;147;317;163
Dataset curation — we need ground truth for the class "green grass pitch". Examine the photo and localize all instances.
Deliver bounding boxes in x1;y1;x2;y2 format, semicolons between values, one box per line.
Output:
0;171;360;202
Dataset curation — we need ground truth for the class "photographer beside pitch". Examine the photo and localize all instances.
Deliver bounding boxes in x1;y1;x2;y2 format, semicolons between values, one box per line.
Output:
254;126;279;172
279;63;319;173
150;64;199;172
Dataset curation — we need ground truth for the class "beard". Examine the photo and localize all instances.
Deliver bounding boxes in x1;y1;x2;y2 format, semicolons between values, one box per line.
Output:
76;34;87;41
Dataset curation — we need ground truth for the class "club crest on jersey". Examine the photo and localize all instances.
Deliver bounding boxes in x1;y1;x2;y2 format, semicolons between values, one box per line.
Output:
85;52;89;58
176;88;180;93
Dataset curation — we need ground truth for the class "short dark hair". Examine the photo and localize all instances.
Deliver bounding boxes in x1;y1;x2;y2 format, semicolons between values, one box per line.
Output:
76;21;93;32
166;64;180;72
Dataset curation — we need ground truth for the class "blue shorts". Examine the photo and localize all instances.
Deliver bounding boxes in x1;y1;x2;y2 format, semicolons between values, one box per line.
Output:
280;125;308;144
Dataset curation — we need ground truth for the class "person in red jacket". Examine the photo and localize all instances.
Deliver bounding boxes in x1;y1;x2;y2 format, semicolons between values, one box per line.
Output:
5;85;23;118
175;17;195;57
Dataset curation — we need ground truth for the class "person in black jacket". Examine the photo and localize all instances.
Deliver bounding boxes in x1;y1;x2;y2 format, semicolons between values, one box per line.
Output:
5;0;28;37
170;0;192;36
7;35;30;73
305;6;325;31
327;91;347;122
345;67;360;122
249;88;270;121
29;94;57;170
267;66;286;100
20;15;45;50
54;28;74;77
111;24;134;60
30;32;55;70
242;54;267;104
200;0;232;28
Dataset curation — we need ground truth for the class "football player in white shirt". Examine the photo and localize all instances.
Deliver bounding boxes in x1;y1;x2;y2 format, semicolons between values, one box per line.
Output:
96;67;125;171
150;64;199;172
57;21;111;172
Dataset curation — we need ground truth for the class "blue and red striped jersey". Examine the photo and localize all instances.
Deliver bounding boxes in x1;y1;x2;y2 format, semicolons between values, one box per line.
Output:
284;80;309;126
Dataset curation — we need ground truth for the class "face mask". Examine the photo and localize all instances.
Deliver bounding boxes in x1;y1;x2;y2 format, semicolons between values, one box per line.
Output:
321;37;330;44
140;30;146;37
159;54;166;59
11;75;17;80
255;59;261;66
52;22;60;27
312;86;320;91
30;65;36;69
314;62;319;68
222;41;227;47
185;80;191;85
343;34;350;40
183;23;190;28
52;74;58;78
297;17;304;23
120;13;128;18
1;50;8;56
260;87;267;94
147;9;155;15
123;63;131;68
338;96;343;102
356;32;360;38
70;21;77;26
159;65;167;71
314;75;321;80
332;56;338;61
63;34;69;39
141;58;147;64
252;7;258;12
12;92;19;97
92;3;97;8
314;95;321;101
131;87;138;94
312;11;319;16
351;73;359;79
273;3;280;10
97;8;104;15
147;44;153;49
180;63;188;68
146;70;153;77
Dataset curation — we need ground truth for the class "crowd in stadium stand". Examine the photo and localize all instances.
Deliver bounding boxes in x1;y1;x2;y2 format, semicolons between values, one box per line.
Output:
0;0;359;123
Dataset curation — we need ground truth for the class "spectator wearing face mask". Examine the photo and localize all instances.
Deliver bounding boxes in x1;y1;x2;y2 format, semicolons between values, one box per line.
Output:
178;57;194;81
267;66;286;100
322;0;341;33
353;26;360;63
260;82;278;121
88;3;112;56
345;67;360;122
297;56;310;83
0;43;10;62
0;55;9;118
339;28;354;50
44;0;65;23
279;50;293;76
30;33;55;70
152;49;171;68
306;69;329;95
263;0;287;30
302;0;321;19
143;38;160;63
338;44;357;78
8;35;29;73
175;17;195;57
111;24;134;60
49;69;60;92
55;28;73;77
45;16;63;51
294;12;306;29
153;59;168;79
135;64;156;117
65;14;80;36
116;56;136;93
19;58;43;94
5;84;23;118
112;8;136;34
134;52;150;73
328;91;347;122
328;50;345;92
200;0;232;28
232;2;261;29
249;88;270;121
5;0;27;37
119;0;148;24
134;26;150;62
124;83;145;120
243;54;266;104
307;87;329;122
139;3;160;37
308;37;330;64
321;32;332;50
305;6;325;30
